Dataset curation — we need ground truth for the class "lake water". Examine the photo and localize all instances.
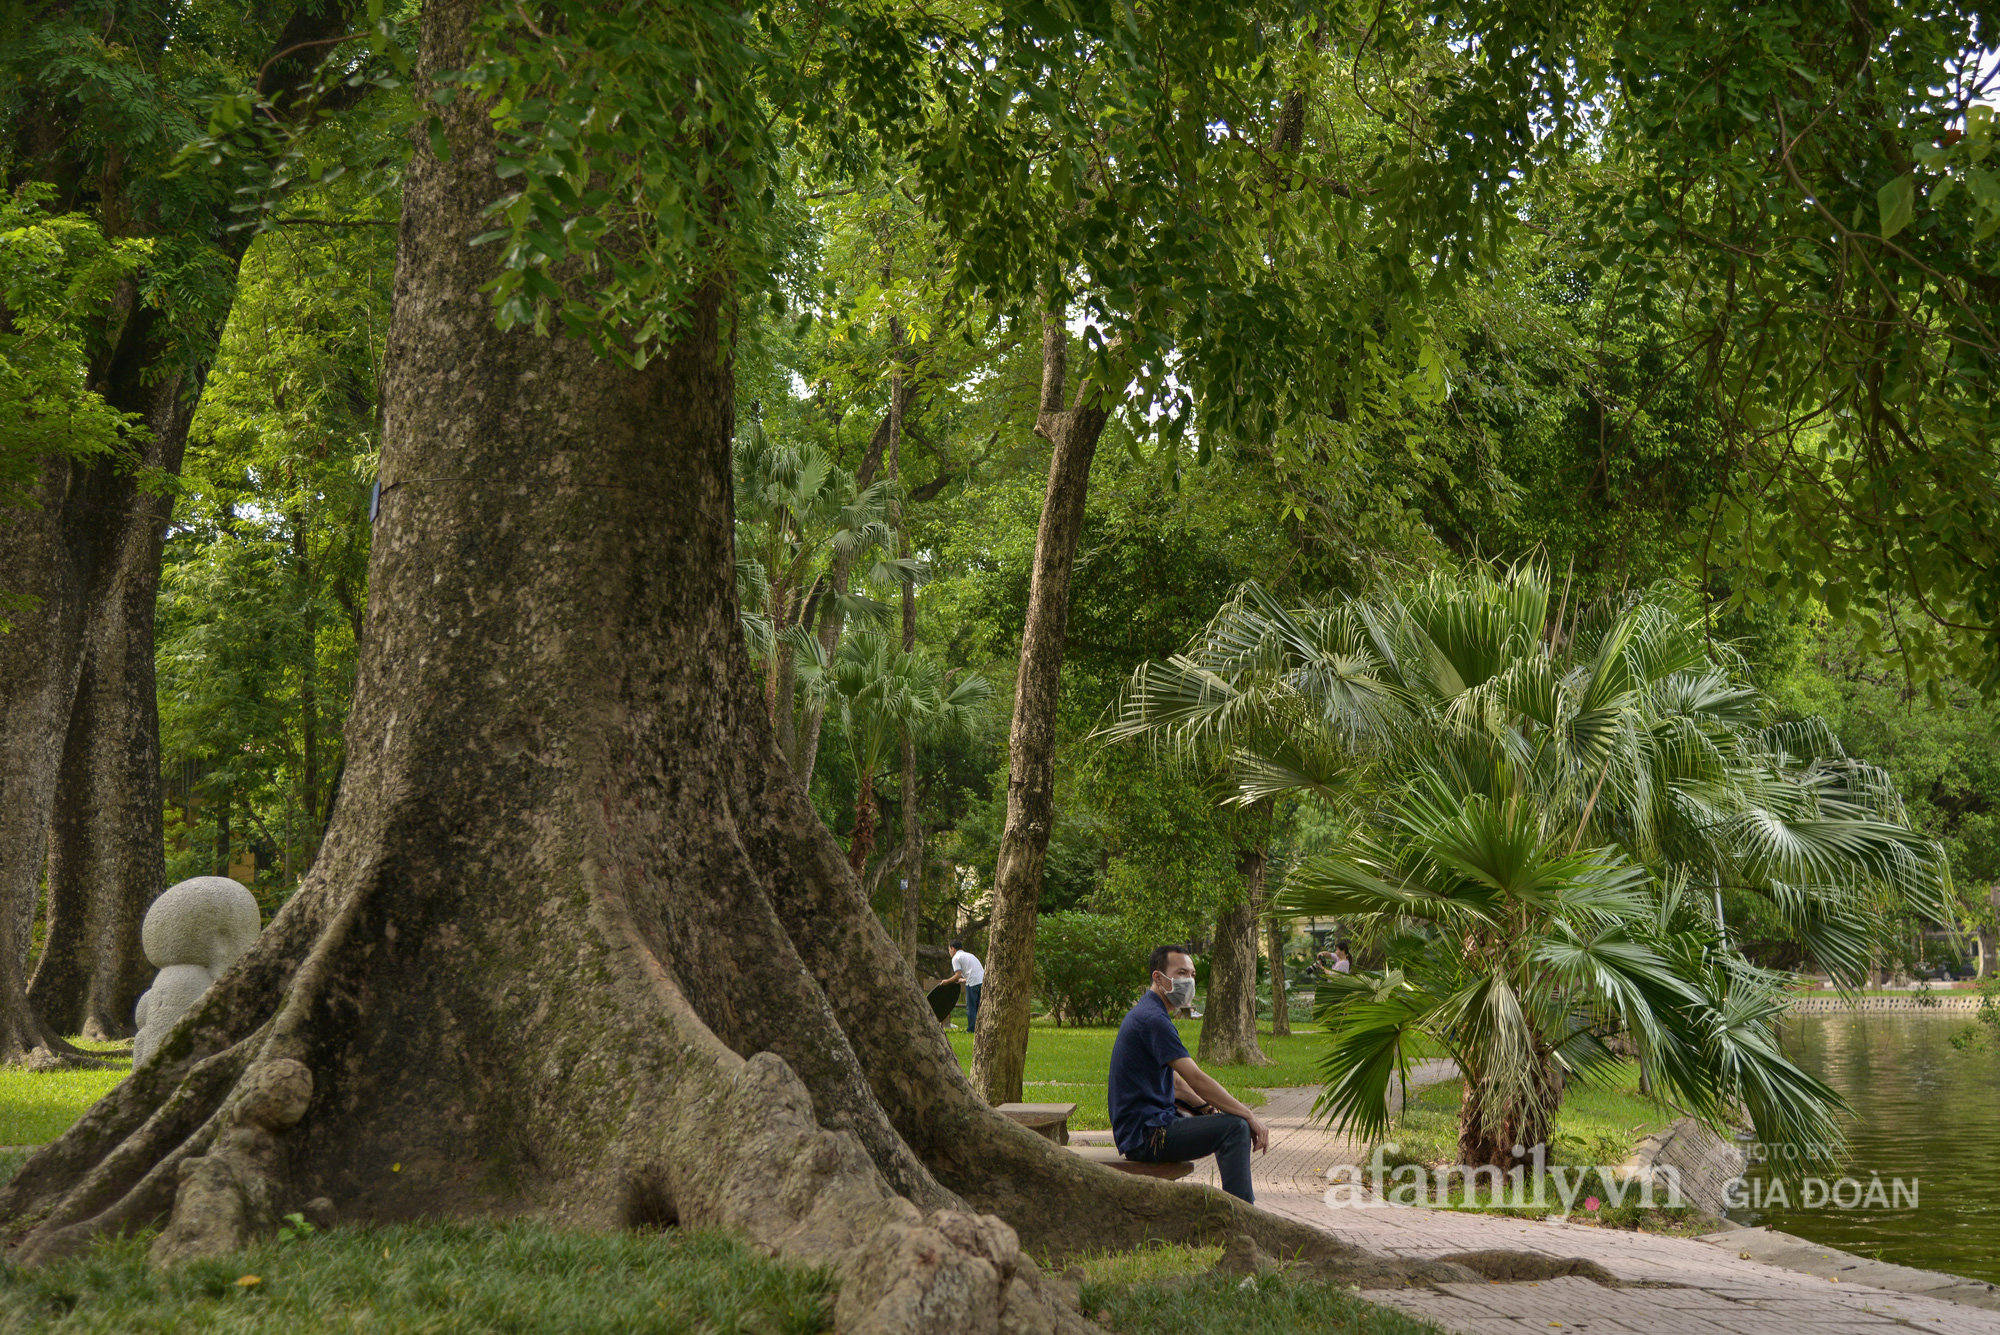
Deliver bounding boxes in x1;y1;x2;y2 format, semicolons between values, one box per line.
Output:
1728;1010;2000;1285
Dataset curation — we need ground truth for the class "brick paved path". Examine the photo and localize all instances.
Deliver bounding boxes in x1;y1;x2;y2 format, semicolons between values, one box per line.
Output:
1087;1086;2000;1334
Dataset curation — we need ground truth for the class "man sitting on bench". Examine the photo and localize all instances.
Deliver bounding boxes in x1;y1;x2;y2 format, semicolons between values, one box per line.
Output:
1107;944;1269;1202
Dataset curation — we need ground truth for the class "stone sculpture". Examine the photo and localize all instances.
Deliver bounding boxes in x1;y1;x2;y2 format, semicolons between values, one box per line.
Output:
132;876;262;1066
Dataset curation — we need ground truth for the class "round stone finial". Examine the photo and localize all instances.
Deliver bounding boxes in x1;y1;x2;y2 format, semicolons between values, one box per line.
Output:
142;876;262;973
132;878;265;1067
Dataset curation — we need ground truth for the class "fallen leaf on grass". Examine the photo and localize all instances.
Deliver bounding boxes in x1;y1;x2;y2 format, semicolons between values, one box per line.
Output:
235;1275;261;1288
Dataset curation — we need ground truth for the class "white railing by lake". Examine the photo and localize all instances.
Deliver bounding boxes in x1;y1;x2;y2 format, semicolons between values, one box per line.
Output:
1786;994;1988;1013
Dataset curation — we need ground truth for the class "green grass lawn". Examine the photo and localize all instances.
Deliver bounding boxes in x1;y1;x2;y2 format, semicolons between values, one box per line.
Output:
9;1018;1340;1150
0;1224;1439;1335
0;1222;838;1334
0;1046;129;1146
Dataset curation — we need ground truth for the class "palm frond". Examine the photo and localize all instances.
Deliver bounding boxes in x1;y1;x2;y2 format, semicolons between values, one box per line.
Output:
1311;970;1434;1140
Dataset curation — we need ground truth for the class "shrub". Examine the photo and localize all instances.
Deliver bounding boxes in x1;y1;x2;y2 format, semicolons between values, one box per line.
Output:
1035;912;1149;1026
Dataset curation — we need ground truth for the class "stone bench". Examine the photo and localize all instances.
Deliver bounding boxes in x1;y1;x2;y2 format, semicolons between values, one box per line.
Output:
996;1102;1077;1145
1065;1144;1193;1180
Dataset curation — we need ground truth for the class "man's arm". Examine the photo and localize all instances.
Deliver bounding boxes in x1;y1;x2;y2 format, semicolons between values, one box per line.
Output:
1170;1057;1269;1153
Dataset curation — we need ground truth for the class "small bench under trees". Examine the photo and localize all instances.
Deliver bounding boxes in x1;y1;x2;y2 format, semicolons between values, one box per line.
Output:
997;1104;1193;1177
995;1102;1077;1145
1064;1145;1194;1180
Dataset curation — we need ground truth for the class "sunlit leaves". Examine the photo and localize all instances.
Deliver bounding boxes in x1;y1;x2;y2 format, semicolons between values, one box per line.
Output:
0;187;154;523
1877;172;1915;240
1585;0;2000;687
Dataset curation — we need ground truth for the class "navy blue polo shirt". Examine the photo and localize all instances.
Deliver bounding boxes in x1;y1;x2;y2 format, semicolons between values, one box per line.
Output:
1108;989;1190;1155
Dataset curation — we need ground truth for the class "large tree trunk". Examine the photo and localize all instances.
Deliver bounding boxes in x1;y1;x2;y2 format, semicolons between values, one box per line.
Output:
27;510;174;1040
1198;847;1271;1068
0;460;94;1059
0;12;1584;1309
970;315;1117;1106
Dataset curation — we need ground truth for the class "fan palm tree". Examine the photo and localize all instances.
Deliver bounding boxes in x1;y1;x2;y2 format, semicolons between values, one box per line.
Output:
732;423;915;762
1110;564;1951;1167
795;630;992;874
1290;767;1858;1168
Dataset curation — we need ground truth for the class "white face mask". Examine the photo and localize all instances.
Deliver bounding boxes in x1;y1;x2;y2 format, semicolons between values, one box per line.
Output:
1163;975;1196;1009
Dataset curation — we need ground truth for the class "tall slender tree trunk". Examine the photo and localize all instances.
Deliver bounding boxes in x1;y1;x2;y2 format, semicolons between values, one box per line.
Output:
970;313;1119;1106
889;330;924;979
795;385;913;786
771;614;798;766
1265;911;1290;1039
214;787;232;880
1979;885;2000;981
295;508;322;874
1199;844;1271;1068
849;776;880;875
901;832;922;977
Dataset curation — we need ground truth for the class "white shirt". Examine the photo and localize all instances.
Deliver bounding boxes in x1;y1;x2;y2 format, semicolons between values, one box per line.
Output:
1333;958;1351;974
951;950;984;987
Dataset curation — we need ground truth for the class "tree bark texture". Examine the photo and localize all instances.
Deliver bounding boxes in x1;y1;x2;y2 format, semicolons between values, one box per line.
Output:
1457;1059;1558;1171
1198;846;1270;1068
28;507;175;1040
971;317;1113;1106
0;462;90;1058
1265;911;1290;1039
0;16;1582;1313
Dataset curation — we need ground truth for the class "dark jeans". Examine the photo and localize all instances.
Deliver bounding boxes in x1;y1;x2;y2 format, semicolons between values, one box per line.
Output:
1129;1113;1254;1202
965;983;981;1032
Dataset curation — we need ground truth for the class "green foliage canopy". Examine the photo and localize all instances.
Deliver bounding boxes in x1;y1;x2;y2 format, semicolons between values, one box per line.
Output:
1032;910;1151;1027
